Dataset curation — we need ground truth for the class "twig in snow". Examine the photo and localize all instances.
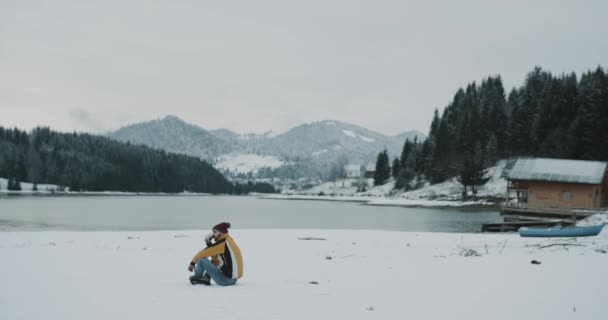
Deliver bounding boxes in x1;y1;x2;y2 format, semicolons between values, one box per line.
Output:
537;243;585;249
499;239;508;255
484;243;489;255
298;237;327;241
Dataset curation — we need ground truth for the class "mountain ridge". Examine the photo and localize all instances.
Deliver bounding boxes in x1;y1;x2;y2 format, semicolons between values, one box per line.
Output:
108;115;425;180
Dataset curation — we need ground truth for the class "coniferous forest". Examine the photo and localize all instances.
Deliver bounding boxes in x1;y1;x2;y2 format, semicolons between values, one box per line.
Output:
0;126;275;194
387;66;608;191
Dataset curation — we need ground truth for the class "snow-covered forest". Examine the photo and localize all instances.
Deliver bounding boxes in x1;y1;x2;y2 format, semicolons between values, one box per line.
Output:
0;127;275;194
368;66;608;194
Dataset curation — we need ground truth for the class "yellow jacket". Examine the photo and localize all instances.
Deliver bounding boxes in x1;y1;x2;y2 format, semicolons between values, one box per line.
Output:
191;233;243;279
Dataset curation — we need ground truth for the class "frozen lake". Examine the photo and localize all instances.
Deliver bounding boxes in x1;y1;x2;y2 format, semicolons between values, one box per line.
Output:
0;195;501;232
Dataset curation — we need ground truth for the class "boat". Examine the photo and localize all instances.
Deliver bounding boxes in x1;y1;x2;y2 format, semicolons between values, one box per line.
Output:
519;224;604;237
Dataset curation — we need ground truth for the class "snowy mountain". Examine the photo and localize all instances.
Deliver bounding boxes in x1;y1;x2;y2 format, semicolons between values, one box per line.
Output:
275;120;421;157
109;116;238;159
108;116;425;180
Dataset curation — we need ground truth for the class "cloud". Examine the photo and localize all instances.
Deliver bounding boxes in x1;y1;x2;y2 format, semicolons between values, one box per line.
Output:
2;1;607;135
68;107;105;132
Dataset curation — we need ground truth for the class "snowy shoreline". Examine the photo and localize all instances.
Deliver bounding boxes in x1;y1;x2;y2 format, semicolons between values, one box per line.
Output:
0;190;215;196
259;194;499;209
0;177;220;196
1;228;607;320
0;189;498;209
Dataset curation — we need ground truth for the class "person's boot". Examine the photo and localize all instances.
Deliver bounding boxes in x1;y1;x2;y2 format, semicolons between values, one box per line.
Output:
189;275;211;286
201;274;211;285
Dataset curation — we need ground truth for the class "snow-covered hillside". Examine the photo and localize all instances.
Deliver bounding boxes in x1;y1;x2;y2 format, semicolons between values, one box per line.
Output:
214;153;288;175
109;115;238;160
296;178;366;196
286;161;507;205
295;178;397;197
397;161;507;200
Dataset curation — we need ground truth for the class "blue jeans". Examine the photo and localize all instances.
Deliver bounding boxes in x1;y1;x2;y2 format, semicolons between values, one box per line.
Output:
194;258;237;286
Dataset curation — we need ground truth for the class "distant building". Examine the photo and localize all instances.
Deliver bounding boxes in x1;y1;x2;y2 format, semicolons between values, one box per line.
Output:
364;164;375;179
344;164;362;178
501;157;608;218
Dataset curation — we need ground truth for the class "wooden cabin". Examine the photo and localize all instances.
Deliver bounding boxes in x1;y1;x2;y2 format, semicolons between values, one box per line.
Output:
501;158;608;218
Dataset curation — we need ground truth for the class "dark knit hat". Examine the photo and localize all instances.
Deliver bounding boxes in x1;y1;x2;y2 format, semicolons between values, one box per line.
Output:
213;222;231;234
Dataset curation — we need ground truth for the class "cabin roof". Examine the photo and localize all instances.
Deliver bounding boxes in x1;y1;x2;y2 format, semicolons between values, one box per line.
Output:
502;157;608;184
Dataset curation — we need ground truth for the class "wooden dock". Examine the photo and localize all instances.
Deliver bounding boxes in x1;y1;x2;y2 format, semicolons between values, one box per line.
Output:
481;219;574;232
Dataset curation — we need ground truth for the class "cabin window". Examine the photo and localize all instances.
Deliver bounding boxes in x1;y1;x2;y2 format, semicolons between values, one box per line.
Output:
562;192;571;201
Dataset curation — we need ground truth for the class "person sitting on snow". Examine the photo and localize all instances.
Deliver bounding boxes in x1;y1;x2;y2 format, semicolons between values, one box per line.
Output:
188;222;243;286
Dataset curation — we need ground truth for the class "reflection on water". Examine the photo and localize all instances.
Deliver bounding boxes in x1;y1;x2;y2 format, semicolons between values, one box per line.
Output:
0;195;500;233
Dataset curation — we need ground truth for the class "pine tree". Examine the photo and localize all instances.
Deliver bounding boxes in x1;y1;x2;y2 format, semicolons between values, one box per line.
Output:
7;177;21;191
458;142;489;197
486;77;509;155
399;139;414;169
430;110;453;183
485;135;498;166
457;156;473;196
391;157;400;179
373;149;390;186
429;109;440;139
420;139;434;178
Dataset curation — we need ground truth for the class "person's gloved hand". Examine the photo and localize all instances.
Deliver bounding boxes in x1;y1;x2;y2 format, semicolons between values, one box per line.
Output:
204;233;214;246
188;264;194;272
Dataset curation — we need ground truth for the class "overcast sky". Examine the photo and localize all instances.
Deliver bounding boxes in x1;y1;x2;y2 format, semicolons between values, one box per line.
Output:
1;0;606;135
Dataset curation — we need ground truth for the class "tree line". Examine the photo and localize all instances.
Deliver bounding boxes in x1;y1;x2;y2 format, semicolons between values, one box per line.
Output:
373;66;608;192
0;126;276;194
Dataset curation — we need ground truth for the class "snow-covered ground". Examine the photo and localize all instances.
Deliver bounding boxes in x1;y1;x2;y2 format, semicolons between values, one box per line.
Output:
578;213;608;226
293;178;399;197
396;162;507;200
214;153;287;174
0;177;61;193
1;227;607;320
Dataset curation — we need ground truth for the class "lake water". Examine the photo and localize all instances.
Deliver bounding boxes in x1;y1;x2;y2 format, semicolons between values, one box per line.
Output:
0;195;501;233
